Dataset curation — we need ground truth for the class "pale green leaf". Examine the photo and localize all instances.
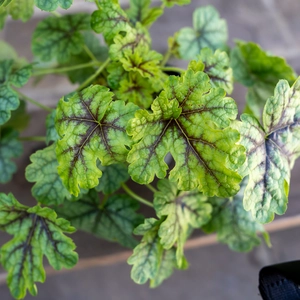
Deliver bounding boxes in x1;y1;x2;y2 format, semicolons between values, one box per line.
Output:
34;0;72;11
91;0;131;44
127;60;245;197
203;179;267;251
198;48;233;94
0;128;22;183
107;62;128;90
8;0;34;22
55;85;138;196
176;6;227;60
234;77;300;223
128;218;180;286
95;163;129;195
46;110;59;145
25;143;71;206
32;14;91;63
0;7;7;29
55;190;143;248
0;193;78;299
231;41;296;117
154;179;212;265
162;0;190;7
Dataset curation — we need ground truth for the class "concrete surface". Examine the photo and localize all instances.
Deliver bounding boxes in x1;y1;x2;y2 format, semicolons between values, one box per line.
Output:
1;0;300;299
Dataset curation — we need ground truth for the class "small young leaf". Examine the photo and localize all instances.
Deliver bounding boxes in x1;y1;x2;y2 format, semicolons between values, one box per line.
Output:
128;218;181;286
95;163;129;195
55;85;138;196
46;110;60;145
0;193;78;299
154;179;212;266
231;41;296;117
0;59;32;125
176;6;227;60
25;143;71;206
0;128;23;183
91;0;131;44
162;0;190;7
126;0;163;27
8;0;34;22
35;0;73;11
127;60;245;197
198;48;233;94
107;62;128;90
234;77;300;223
55;190;143;248
32;14;91;63
203;179;267;251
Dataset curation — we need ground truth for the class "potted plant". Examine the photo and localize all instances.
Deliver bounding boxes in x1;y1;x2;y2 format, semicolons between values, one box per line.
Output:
0;0;299;298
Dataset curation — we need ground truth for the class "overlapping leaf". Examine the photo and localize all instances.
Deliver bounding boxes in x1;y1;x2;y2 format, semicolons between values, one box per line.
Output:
128;218;183;286
91;0;132;44
126;0;163;27
32;14;91;63
0;193;78;299
234;77;300;223
35;0;73;11
198;48;233;94
8;0;34;22
45;110;59;145
231;41;296;117
95;163;129;195
55;85;138;196
176;6;227;60
55;189;143;248
127;61;245;197
0;59;31;125
0;128;22;183
154;179;211;265
203;179;268;251
25;143;71;206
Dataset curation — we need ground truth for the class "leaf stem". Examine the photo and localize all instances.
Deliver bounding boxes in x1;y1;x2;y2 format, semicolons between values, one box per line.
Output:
95;0;101;10
160;49;172;67
83;45;99;63
50;11;61;17
19;136;46;142
16;91;53;112
145;184;158;193
33;61;100;76
76;58;111;91
161;66;185;74
121;183;154;208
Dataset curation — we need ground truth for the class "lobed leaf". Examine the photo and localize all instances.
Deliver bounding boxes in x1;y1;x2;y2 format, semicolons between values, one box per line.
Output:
154;179;212;265
55;190;143;248
45;110;60;145
162;0;190;7
127;60;245;197
32;14;91;63
34;0;72;11
0;128;23;183
0;193;78;299
234;77;300;223
203;179;268;251
25;143;71;206
231;41;296;117
55;85;138;196
8;0;34;22
176;6;227;60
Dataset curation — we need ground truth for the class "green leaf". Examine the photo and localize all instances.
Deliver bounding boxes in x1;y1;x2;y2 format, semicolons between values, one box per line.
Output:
107;62;128;90
234;77;300;223
203;179;267;251
127;61;245;197
0;128;23;183
154;179;212;266
91;0;132;44
8;0;34;22
0;59;32;125
95;163;129;195
128;218;180;286
126;0;163;27
176;6;227;60
198;48;233;94
55;85;138;196
32;14;91;63
34;0;72;11
46;110;60;145
116;72;155;109
231;41;296;117
55;190;143;248
0;0;13;7
0;7;7;29
25;143;71;206
162;0;190;7
0;193;78;299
